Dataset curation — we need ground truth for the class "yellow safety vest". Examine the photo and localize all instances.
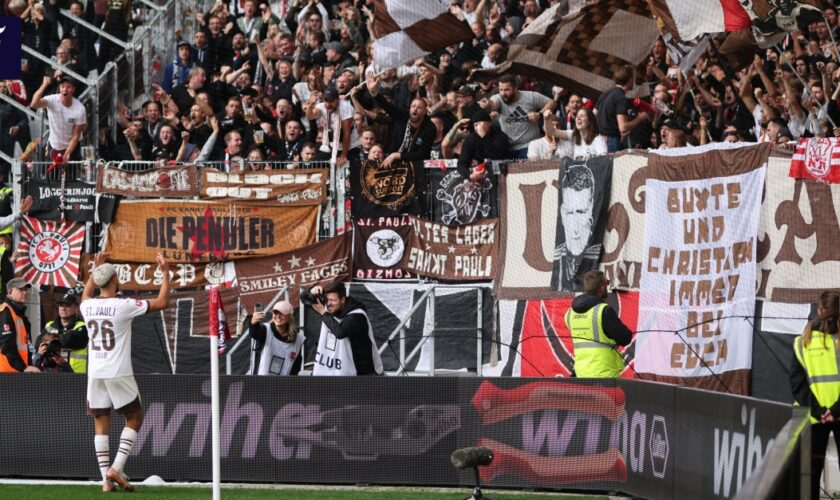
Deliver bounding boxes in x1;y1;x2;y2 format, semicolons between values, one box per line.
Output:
0;186;13;236
0;302;29;372
565;303;624;378
793;330;840;423
45;319;87;374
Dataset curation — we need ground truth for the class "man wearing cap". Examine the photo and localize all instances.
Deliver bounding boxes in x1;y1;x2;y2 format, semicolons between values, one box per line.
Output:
456;85;482;121
162;40;196;93
30;74;87;163
324;41;355;74
38;292;88;374
0;278;38;373
456;110;512;180
80;251;170;492
249;301;304;376
305;85;358;167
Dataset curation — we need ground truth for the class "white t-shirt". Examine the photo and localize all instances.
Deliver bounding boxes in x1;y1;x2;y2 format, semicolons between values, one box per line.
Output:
315;100;360;152
43;94;87;150
571;135;607;159
81;297;149;379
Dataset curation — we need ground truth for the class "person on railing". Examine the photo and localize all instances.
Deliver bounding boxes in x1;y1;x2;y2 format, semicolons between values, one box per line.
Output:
30;75;86;166
249;301;304;376
456;110;511;180
304;85;356;167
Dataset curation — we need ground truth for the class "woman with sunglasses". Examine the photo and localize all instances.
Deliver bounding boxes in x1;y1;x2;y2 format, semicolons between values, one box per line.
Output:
249;301;304;376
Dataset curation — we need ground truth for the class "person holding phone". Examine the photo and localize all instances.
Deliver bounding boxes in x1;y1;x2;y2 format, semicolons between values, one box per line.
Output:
249;301;303;376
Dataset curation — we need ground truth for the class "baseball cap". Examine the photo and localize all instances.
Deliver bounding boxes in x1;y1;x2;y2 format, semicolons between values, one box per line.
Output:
177;40;192;49
323;85;339;101
58;76;76;86
272;301;294;316
57;291;78;305
92;263;117;287
472;109;492;123
456;85;476;97
6;278;30;292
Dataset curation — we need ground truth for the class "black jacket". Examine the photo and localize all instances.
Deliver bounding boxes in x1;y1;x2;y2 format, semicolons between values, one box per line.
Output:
457;126;512;178
570;294;632;347
320;297;380;375
374;94;436;162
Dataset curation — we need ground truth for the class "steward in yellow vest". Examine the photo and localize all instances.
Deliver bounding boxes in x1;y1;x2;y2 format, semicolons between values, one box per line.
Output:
790;290;840;500
563;270;632;378
36;292;88;373
0;278;33;372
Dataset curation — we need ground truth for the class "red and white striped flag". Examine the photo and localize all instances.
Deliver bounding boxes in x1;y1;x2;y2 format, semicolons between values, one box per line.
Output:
372;0;473;70
15;216;84;287
789;138;840;184
649;0;751;41
208;286;232;356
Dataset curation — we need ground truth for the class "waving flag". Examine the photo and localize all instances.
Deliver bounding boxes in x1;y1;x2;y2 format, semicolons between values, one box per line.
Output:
16;216;85;287
789;137;840;184
649;0;751;41
372;0;473;69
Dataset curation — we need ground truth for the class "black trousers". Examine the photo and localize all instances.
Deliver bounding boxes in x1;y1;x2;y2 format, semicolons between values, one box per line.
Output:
811;421;840;499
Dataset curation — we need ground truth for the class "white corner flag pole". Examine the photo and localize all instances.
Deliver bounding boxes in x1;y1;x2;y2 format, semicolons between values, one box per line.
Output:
210;319;221;500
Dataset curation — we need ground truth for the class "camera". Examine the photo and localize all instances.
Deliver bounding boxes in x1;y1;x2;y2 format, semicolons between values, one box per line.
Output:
300;288;325;306
43;339;62;357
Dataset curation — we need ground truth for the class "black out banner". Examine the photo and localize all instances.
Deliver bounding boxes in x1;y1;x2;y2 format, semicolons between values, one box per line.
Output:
1;375;797;500
27;177;118;222
350;159;421;217
426;160;498;225
352;216;415;280
550;155;612;292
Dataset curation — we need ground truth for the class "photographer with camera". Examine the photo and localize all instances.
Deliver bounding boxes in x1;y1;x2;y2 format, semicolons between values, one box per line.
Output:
32;333;73;373
249;301;304;376
36;291;88;373
306;283;383;376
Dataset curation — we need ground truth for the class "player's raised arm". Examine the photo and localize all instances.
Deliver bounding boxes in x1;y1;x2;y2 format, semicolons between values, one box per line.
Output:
147;253;170;312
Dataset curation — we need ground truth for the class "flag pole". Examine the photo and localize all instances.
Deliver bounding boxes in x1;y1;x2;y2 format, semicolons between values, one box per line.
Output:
209;289;221;500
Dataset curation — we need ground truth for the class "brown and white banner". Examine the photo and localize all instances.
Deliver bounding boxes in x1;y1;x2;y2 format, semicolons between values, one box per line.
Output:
234;233;352;311
78;254;235;290
96;164;199;198
353;216;415;280
406;216;498;281
105;200;319;263
496;161;571;299
199;168;328;205
636;143;769;394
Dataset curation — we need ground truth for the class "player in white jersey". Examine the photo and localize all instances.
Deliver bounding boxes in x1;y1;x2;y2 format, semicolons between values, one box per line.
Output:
80;251;170;492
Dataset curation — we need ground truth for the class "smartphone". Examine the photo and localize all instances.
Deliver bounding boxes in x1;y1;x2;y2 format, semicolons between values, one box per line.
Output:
255;303;263;313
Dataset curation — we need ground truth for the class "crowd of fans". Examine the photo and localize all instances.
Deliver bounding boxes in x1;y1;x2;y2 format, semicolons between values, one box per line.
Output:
4;0;840;182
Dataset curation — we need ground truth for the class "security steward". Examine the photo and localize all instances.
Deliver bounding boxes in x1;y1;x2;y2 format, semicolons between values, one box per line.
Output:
0;278;38;372
790;290;840;500
37;291;88;373
563;270;632;378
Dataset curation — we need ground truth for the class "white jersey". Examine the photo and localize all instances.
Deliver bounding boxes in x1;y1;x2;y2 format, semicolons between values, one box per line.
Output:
43;94;87;150
256;323;305;376
81;297;149;379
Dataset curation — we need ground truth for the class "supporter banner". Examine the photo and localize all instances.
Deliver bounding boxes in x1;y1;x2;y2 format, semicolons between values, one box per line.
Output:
105;200;318;263
496;161;570;299
789;137;840;183
599;151;649;291
426;160;498;225
636;144;768;394
96;164;199;198
550;156;612;292
493;292;639;378
758;152;840;303
740;0;822;39
199;168;328;205
406;216;498;281
353;216;415;280
28;178;117;222
350;159;420;217
15;216;84;287
475;1;659;99
3;375;796;500
235;233;352;311
78;254;235;290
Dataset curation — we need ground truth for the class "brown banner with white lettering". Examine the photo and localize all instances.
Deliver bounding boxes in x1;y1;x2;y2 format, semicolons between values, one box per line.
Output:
78;254;234;290
199;168;328;205
353;216;415;280
234;233;352;310
406;216;498;281
105;200;319;263
96;164;199;198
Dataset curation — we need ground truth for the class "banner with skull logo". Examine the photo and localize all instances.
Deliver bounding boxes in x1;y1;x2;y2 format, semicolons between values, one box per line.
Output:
352;217;415;281
426;160;498;225
16;216;85;287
